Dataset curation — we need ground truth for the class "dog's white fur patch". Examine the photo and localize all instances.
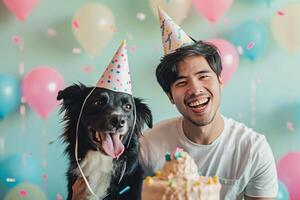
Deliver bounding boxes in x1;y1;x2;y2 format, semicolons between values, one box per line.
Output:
74;150;114;199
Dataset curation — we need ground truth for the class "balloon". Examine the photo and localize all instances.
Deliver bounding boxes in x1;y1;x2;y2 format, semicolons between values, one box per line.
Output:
149;0;191;25
191;0;234;23
4;183;47;200
0;74;20;119
277;152;300;200
271;3;300;54
22;67;64;119
231;21;268;60
0;154;42;188
72;3;115;57
2;0;38;22
206;38;239;85
277;181;290;200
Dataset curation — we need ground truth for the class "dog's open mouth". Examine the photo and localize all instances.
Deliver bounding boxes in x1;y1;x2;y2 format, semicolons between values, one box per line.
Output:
89;127;125;159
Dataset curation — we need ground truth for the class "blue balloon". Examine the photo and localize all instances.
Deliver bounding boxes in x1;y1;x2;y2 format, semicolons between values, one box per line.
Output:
0;154;43;188
231;21;268;60
277;181;290;200
0;74;20;119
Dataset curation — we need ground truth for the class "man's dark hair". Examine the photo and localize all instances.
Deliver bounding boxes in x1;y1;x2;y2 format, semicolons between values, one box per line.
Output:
156;40;222;95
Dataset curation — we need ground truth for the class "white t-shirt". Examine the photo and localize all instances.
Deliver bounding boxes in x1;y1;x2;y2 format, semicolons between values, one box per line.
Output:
139;116;278;200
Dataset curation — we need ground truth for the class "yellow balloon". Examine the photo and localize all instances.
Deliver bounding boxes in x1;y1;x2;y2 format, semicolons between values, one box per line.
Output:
5;183;47;200
271;3;300;54
72;3;115;57
149;0;191;25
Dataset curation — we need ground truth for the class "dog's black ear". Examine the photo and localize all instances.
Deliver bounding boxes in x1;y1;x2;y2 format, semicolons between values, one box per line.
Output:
57;83;86;102
134;98;153;134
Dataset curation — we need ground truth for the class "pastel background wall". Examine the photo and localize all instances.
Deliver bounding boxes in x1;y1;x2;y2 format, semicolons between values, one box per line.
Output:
0;0;300;199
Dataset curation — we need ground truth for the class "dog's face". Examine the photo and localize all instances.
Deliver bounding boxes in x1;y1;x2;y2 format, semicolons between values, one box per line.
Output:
57;84;152;159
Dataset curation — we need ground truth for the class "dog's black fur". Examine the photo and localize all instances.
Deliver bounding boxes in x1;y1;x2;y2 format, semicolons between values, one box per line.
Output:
57;83;152;200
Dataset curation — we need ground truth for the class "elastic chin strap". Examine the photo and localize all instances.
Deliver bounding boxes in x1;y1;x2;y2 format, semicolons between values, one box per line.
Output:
75;87;98;198
74;88;136;198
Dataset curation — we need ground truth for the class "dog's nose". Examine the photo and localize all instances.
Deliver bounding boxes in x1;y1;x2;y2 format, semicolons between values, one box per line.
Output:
109;115;126;129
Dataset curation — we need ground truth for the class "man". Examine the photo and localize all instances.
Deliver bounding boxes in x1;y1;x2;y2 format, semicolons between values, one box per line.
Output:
138;8;278;200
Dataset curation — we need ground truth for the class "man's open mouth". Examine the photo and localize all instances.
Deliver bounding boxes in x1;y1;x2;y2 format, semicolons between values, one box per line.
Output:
186;97;210;112
88;127;125;158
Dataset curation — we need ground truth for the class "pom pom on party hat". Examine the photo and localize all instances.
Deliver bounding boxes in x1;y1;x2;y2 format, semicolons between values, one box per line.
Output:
158;7;194;55
96;40;132;95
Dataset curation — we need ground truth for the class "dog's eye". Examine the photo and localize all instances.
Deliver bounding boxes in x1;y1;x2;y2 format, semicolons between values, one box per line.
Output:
94;100;104;106
124;103;132;110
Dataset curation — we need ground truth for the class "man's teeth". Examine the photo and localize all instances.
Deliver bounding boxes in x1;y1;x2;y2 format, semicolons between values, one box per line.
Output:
188;98;208;107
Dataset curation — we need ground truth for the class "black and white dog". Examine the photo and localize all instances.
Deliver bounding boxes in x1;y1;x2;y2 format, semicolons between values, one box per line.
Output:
57;84;152;200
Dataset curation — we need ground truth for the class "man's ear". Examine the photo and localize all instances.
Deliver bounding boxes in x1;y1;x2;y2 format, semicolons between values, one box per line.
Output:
167;92;175;104
218;77;223;90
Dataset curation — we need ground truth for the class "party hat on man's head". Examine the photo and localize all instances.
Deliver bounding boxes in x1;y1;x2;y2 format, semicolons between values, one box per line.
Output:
158;7;194;55
97;40;132;95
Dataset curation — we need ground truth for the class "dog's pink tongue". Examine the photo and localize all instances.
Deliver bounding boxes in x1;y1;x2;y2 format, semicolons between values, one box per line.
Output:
101;133;124;158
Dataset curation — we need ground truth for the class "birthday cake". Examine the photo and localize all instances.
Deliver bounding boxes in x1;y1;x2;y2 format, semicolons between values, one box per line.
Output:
142;148;221;200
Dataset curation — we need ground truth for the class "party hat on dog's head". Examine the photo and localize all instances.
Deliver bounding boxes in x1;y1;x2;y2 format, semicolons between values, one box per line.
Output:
97;40;132;95
158;7;194;55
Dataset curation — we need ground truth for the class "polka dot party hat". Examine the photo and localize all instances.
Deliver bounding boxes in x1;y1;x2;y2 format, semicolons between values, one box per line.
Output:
96;40;132;95
158;7;194;55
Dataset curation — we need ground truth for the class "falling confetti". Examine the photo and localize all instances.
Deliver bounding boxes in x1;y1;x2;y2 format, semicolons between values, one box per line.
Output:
47;28;57;37
12;35;23;45
136;12;146;21
247;41;255;50
119;186;130;195
287;121;294;132
81;65;94;73
277;11;285;16
72;20;79;29
42;174;48;181
19;189;27;197
57;193;63;200
126;32;134;40
6;178;16;183
72;48;82;54
108;25;117;33
237;46;243;55
129;45;137;53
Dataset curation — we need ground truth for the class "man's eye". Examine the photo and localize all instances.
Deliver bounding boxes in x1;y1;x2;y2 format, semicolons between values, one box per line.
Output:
175;81;186;87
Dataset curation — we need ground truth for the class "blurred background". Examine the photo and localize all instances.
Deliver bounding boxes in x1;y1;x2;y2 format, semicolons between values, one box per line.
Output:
0;0;299;199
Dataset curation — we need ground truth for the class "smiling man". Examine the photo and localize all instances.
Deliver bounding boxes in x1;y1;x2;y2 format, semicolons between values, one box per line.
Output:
138;8;278;200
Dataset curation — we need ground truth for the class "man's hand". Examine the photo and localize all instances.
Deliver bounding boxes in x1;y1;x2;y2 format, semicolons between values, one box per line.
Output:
72;177;88;200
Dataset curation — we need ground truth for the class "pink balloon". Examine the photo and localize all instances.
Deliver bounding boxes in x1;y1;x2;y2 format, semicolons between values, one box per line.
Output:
3;0;38;21
207;38;239;85
192;0;234;23
22;67;64;119
277;152;300;200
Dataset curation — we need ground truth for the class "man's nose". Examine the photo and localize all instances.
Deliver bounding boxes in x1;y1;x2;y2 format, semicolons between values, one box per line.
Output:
186;79;203;96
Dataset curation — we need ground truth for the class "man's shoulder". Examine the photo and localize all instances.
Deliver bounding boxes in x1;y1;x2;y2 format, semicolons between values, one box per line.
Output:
224;116;267;148
142;116;181;136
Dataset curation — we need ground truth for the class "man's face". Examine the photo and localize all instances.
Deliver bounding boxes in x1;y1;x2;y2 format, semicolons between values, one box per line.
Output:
168;55;222;126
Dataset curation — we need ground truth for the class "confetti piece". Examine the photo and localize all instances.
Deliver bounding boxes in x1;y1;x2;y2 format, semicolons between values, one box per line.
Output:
81;65;94;73
126;32;134;40
19;189;27;197
47;28;57;37
12;35;23;45
136;12;146;21
119;186;130;195
72;48;82;54
43;173;48;181
287;121;294;132
108;25;117;33
72;20;79;29
167;179;173;187
129;45;137;53
277;11;285;16
247;41;255;50
57;193;63;200
6;178;16;182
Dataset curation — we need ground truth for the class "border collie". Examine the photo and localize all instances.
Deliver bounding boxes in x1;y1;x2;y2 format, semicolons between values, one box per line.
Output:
57;84;152;200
